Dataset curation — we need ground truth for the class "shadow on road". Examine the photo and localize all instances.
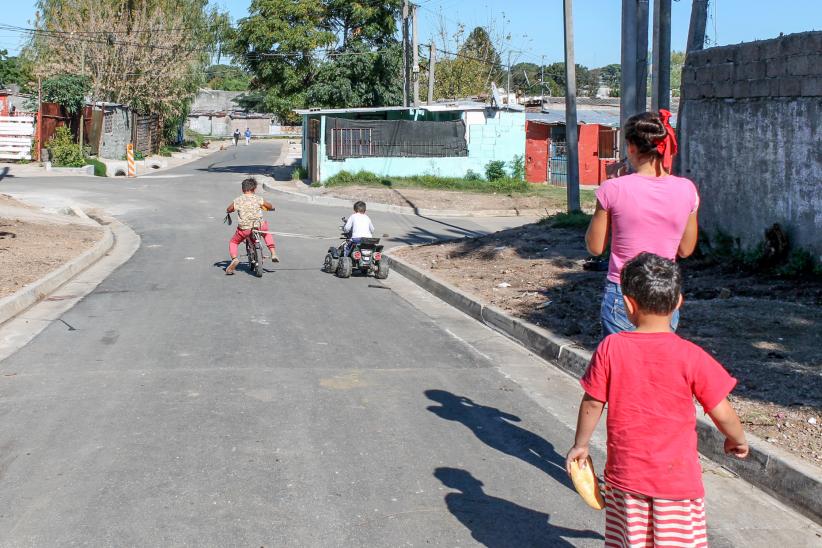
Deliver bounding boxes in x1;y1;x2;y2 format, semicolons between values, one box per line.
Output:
425;390;573;489
435;467;603;547
0;166;12;181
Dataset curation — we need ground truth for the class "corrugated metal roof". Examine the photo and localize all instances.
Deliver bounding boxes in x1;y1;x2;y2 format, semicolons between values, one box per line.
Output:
527;109;622;127
294;101;497;116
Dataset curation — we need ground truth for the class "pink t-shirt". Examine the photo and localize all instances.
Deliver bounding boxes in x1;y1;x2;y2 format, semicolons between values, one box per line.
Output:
596;174;699;283
580;332;736;499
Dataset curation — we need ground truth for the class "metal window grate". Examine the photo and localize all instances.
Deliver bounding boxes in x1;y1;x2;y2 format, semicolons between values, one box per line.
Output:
331;128;373;159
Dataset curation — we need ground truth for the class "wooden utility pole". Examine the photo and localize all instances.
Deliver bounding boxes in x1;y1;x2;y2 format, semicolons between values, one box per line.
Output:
651;0;672;111
36;76;42;162
78;41;85;149
412;3;420;106
620;0;639;154
636;0;650;113
427;42;437;105
402;0;409;107
563;0;580;212
675;0;709;175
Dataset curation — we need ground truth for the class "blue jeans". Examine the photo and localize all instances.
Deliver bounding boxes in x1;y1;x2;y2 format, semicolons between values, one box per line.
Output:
600;281;679;337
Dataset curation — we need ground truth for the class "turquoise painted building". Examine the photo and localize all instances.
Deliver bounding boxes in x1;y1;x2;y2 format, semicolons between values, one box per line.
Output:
295;102;525;184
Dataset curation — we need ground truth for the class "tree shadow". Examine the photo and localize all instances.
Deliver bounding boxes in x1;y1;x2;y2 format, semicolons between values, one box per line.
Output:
425;390;573;490
435;467;603;548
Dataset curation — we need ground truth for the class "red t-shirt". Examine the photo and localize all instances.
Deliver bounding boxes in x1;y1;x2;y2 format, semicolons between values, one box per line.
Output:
580;332;736;500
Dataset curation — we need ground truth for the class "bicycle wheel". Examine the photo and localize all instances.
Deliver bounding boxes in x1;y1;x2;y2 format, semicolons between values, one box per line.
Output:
252;237;264;277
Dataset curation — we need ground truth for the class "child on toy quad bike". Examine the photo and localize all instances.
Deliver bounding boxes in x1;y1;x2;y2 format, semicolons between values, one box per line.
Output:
225;177;279;275
343;201;374;256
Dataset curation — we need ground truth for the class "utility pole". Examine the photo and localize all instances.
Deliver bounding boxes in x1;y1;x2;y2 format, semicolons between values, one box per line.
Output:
540;54;545;105
402;0;409;107
651;0;672;111
428;42;437;105
676;0;709;175
620;0;639;156
636;0;650;113
506;51;512;105
563;0;580;212
78;41;85;149
412;3;420;107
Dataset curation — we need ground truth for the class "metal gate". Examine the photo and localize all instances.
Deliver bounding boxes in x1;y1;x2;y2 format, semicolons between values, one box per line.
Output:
132;112;160;155
548;141;568;187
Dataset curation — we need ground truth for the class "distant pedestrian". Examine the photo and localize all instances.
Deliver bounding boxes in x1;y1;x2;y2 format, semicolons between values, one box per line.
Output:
244;127;252;146
566;252;748;548
585;110;699;336
233;128;240;147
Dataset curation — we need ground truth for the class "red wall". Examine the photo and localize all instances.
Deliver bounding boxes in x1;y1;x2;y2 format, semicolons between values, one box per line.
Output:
578;124;600;185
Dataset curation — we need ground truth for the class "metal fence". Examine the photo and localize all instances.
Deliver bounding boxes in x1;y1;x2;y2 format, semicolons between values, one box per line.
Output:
549;141;568;187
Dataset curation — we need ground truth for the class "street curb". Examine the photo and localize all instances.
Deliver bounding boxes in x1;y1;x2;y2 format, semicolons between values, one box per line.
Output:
0;218;114;327
386;248;822;525
261;182;550;219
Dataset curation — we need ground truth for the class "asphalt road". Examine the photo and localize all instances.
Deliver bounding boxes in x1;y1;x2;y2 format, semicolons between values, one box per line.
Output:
1;142;817;547
0;141;604;546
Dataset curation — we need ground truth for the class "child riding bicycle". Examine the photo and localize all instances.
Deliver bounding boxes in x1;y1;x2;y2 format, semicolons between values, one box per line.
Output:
225;177;279;275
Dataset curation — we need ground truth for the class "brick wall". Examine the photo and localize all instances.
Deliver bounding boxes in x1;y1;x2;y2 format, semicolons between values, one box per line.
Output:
679;31;822;259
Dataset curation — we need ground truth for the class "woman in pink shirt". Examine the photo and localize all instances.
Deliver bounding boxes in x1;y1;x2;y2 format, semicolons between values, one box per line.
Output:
586;111;699;335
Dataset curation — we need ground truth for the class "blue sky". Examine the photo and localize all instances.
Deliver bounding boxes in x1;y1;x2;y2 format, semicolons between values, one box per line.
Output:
2;1;820;68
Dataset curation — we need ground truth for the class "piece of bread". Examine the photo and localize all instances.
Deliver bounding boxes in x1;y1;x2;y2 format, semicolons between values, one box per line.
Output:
569;456;605;510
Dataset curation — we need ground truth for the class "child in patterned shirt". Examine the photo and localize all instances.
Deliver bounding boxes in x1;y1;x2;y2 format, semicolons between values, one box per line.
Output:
225;177;278;275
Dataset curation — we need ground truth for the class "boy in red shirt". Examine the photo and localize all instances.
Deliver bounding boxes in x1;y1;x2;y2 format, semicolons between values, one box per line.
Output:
566;252;748;548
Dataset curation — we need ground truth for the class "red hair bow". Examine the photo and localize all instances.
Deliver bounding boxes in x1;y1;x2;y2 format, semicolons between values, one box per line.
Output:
656;109;678;173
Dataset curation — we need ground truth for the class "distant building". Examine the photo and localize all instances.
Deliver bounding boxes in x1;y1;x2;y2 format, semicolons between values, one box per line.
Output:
187;89;276;137
295;102;526;184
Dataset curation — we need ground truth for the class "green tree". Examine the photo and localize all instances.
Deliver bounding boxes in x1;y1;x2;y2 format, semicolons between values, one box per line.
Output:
42;74;90;114
305;1;402;109
537;62;597;97
670;51;686;97
429;26;503;101
305;43;402;109
0;49;32;89
231;0;335;123
206;64;251;91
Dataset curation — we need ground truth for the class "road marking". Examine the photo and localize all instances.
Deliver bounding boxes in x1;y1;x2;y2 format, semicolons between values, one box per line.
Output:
138;174;192;179
268;231;338;240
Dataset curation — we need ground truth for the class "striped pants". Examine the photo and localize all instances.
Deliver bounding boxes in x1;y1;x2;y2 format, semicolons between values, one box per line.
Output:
604;484;707;547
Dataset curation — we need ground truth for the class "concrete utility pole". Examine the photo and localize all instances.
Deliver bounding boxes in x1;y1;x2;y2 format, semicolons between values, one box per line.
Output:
563;0;581;212
620;0;639;156
636;0;650;113
412;3;420;107
427;42;436;105
402;0;409;107
651;0;672;111
676;0;710;175
540;54;545;104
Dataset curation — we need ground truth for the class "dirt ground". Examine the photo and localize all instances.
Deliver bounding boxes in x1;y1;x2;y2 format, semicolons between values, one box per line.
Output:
395;220;822;466
0;195;103;299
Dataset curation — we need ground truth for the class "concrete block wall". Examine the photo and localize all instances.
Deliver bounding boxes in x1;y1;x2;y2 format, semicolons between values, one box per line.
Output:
98;108;131;160
679;31;822;259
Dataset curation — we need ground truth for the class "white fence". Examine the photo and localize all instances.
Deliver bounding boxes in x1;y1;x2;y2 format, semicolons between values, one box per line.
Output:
0;116;35;160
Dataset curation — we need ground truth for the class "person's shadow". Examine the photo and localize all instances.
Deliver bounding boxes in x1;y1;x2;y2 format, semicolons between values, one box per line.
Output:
425;390;573;489
436;468;603;547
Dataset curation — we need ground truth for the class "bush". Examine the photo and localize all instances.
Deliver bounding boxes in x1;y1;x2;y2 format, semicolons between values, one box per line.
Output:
464;169;483;181
47;126;85;167
542;211;592;229
133;150;145;161
184;129;206;148
159;145;180;157
508;155;525;181
84;157;106;177
485;160;507;181
291;165;308;180
324;170;387;187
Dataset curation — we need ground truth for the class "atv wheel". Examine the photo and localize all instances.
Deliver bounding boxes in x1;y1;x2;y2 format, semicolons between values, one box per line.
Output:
336;256;352;278
374;261;389;279
323;253;337;273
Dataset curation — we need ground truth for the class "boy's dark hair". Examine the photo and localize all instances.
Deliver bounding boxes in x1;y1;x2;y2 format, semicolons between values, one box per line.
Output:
353;201;366;213
241;177;258;192
620;252;682;315
624;112;667;157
